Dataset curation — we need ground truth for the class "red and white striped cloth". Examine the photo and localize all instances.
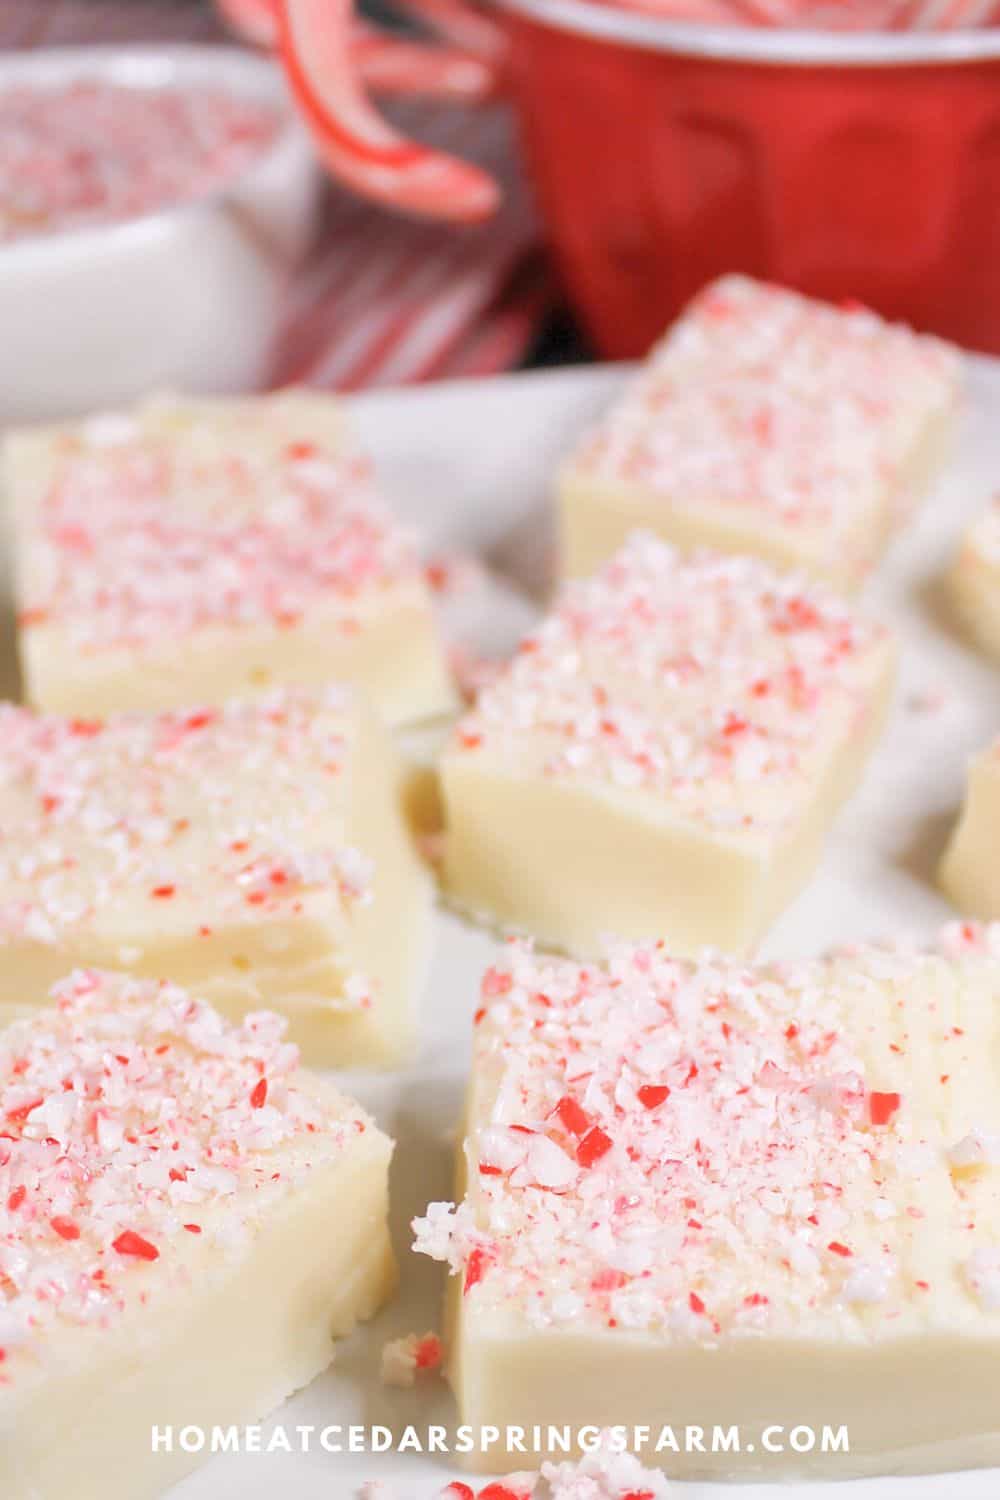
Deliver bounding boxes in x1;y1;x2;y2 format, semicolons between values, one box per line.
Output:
0;0;552;390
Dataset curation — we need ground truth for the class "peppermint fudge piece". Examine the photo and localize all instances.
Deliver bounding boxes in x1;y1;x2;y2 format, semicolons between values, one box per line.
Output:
441;534;894;958
0;971;395;1500
5;391;456;726
559;276;960;589
940;738;1000;917
948;498;1000;661
0;689;431;1066
416;931;1000;1479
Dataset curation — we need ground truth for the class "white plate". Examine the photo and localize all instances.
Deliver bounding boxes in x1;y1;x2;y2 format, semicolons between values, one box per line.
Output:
121;359;1000;1498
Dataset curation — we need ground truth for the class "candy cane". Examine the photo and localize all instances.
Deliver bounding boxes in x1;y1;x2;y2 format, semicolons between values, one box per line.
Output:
389;0;507;62
276;0;499;221
352;23;497;101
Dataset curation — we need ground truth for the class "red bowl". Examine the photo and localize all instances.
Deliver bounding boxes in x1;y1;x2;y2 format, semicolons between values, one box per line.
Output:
498;1;1000;356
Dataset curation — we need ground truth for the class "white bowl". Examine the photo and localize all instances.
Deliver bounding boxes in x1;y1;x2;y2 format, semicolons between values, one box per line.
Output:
0;45;321;425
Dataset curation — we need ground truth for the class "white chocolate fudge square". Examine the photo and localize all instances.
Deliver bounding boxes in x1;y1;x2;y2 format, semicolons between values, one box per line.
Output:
948;498;1000;661
559;276;961;590
0;970;396;1500
0;689;431;1066
5;391;457;726
415;930;1000;1479
441;534;894;958
939;738;1000;917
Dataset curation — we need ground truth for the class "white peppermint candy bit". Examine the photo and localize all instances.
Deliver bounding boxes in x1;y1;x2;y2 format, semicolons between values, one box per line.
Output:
964;1250;1000;1311
947;1129;1000;1171
842;1261;891;1306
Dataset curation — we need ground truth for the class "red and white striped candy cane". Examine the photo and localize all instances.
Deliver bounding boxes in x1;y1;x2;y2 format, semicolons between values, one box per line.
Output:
215;0;503;220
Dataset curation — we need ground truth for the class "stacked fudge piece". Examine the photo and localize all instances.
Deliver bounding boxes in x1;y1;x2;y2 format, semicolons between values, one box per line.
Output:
0;692;431;1066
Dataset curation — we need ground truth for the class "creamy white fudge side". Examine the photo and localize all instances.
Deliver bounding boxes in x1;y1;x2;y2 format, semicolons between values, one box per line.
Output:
940;738;1000;917
948;499;1000;661
416;930;1000;1479
5;391;457;726
0;689;432;1066
441;534;894;958
0;970;396;1500
559;276;960;589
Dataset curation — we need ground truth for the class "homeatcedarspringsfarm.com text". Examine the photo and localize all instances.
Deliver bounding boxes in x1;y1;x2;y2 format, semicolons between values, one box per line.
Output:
150;1422;850;1459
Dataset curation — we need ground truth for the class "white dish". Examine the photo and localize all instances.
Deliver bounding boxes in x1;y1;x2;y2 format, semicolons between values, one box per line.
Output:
9;359;1000;1497
0;46;320;425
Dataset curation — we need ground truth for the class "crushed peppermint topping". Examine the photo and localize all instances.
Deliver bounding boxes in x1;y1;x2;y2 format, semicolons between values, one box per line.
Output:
542;1440;670;1499
13;393;425;652
380;1330;443;1387
0;82;280;244
451;534;891;835
415;931;1000;1339
357;1440;668;1498
0;970;368;1380
0;692;376;970
570;275;959;570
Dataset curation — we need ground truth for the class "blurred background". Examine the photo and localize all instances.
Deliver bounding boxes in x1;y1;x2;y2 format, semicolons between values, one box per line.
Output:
0;0;579;394
3;0;998;419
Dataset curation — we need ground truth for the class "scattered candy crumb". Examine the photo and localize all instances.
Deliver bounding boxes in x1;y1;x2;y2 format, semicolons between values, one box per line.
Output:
355;1438;668;1497
381;1331;444;1388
